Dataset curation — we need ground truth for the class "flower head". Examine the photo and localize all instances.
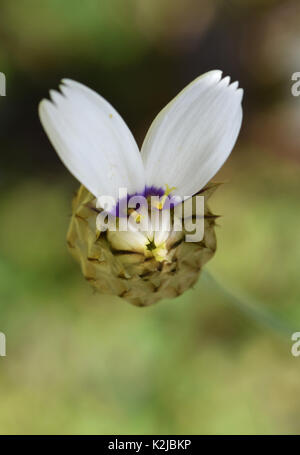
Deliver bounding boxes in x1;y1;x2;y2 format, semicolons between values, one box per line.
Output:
39;70;243;305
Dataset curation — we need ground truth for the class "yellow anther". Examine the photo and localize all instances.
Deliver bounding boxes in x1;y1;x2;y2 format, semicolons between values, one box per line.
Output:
130;210;144;224
165;183;176;196
152;242;168;262
155;184;177;210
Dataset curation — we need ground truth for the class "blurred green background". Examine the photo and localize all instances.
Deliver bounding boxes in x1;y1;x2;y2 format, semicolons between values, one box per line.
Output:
1;0;300;435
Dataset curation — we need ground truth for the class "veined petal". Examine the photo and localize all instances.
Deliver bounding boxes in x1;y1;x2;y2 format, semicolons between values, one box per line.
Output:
141;70;243;198
39;79;145;200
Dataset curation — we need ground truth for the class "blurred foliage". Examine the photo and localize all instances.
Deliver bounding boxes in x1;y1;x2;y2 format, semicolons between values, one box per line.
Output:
0;0;300;435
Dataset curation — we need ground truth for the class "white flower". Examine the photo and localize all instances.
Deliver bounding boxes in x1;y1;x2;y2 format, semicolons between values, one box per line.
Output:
39;70;243;260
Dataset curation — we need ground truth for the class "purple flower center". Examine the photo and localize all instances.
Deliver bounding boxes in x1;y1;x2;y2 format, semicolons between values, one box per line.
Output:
113;186;172;217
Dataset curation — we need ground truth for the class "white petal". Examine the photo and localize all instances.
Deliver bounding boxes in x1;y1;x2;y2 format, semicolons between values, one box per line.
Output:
141;70;243;198
107;210;172;255
107;230;148;253
39;79;145;200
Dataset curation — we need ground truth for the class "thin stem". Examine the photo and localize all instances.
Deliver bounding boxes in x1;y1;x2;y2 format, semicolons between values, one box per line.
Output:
202;269;295;338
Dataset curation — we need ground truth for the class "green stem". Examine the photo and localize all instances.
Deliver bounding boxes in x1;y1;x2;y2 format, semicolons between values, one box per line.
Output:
202;269;295;338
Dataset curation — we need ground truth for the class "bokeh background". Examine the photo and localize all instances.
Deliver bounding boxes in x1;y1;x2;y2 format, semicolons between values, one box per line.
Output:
1;0;300;435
